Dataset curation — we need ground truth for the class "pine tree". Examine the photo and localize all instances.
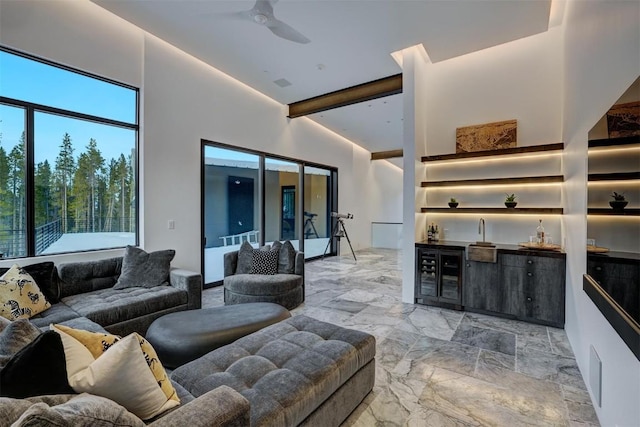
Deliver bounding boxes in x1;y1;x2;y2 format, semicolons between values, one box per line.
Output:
35;160;53;227
54;133;75;233
7;132;25;254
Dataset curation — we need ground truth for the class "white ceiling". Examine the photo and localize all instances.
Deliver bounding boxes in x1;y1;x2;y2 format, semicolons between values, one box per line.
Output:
92;0;552;163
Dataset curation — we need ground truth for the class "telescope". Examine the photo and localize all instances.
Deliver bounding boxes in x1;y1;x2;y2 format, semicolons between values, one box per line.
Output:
304;211;317;218
331;212;353;220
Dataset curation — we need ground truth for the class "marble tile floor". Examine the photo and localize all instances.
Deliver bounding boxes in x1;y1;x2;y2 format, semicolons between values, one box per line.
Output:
202;248;599;427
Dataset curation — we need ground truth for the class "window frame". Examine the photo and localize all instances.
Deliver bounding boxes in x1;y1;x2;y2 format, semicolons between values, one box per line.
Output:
0;46;140;258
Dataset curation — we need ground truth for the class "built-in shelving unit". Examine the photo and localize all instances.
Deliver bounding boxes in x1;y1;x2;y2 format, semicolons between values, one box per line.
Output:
421;142;564;162
587;208;640;216
587;136;640;218
422;175;563;188
421;143;564;215
422;207;563;214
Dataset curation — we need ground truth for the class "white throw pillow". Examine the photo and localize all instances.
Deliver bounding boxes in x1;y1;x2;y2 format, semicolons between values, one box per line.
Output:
67;334;179;420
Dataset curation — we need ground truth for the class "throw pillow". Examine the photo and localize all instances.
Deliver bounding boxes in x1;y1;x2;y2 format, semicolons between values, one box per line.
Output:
0;262;57;303
0;331;74;398
113;246;175;289
278;240;297;274
70;333;179;420
0;264;51;320
50;325;179;415
236;241;255;274
0;319;41;369
252;249;279;275
11;393;145;427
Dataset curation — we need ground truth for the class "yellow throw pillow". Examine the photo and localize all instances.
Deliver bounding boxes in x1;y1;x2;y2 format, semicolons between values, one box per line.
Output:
50;325;178;407
0;264;50;320
53;324;120;358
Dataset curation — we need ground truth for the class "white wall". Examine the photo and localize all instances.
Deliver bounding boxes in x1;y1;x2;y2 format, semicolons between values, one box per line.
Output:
420;27;564;247
0;0;403;271
562;1;640;425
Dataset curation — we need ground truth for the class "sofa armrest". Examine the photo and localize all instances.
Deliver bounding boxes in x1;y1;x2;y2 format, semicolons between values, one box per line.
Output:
224;251;239;278
294;251;305;276
170;268;202;310
150;386;249;427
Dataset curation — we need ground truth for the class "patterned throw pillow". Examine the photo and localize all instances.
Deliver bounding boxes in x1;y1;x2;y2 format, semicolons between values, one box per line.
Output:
50;324;179;416
252;249;279;275
0;264;51;320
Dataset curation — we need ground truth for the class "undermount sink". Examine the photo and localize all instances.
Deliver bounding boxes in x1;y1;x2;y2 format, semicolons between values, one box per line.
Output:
467;244;497;263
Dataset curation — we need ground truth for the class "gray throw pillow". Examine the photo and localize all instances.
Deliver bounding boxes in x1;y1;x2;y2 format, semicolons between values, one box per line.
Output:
0;319;41;369
11;393;145;427
236;241;255;274
113;246;175;289
278;240;297;274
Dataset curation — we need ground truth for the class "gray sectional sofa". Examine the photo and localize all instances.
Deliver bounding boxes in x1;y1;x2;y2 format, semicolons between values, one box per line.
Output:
2;315;376;426
28;257;202;336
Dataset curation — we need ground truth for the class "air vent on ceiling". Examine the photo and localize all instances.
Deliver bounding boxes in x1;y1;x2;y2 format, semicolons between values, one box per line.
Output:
274;78;292;88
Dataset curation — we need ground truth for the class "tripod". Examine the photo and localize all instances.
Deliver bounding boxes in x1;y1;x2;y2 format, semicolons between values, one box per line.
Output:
303;216;319;239
322;218;357;261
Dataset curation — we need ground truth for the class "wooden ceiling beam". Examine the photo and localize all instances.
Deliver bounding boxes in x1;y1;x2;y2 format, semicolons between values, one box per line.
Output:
288;74;402;118
371;149;403;160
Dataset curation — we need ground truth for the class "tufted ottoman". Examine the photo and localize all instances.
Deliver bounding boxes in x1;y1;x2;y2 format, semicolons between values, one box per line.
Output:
170;315;376;426
146;303;291;369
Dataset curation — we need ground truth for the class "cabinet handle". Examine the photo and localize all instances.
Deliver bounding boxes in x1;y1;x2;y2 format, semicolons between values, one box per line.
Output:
466;263;470;267
595;266;602;271
527;260;533;264
527;272;533;277
526;297;532;302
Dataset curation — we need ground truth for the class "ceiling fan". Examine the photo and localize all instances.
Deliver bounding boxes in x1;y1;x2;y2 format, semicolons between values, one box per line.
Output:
223;0;310;44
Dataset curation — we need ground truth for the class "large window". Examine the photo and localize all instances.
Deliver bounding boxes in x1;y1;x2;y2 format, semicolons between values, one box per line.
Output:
0;48;138;258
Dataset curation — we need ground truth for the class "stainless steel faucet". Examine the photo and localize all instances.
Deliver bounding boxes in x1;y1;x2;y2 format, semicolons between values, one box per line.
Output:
478;218;485;243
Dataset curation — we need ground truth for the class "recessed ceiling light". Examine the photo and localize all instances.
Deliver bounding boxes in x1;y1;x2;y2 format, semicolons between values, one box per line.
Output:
273;78;292;87
316;63;325;70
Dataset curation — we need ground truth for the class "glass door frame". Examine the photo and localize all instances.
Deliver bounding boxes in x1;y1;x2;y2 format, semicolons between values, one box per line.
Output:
201;139;338;288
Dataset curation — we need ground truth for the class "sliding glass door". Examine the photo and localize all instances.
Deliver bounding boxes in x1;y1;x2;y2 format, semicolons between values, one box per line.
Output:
202;141;337;286
203;146;259;284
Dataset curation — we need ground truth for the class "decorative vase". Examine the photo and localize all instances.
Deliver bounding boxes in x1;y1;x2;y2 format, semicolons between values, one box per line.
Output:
448;202;459;208
505;202;517;208
609;200;628;210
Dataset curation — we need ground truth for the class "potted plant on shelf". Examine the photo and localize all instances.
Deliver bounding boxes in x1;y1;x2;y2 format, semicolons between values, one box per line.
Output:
448;197;459;208
504;193;518;208
609;192;628;210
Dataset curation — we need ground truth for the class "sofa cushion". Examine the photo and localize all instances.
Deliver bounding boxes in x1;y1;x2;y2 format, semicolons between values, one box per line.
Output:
0;319;41;369
114;246;175;290
0;330;74;398
57;257;123;298
224;273;302;296
0;262;57;303
29;302;82;328
61;285;187;327
171;315;375;426
0;264;51;320
6;393;144;427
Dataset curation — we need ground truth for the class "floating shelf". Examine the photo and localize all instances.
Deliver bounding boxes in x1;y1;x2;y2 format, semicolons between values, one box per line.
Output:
588;136;640;149
421;143;563;163
588;208;640;216
421;175;564;188
421;207;564;214
588;172;640;181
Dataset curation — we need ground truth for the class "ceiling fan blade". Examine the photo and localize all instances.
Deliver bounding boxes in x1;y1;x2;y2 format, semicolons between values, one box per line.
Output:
266;18;311;44
213;10;253;22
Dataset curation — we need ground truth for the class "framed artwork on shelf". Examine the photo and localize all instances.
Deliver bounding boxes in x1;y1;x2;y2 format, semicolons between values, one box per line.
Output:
456;119;517;153
606;101;640;138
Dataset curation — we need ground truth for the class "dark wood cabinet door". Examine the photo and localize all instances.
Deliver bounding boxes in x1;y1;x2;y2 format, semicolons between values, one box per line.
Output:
527;259;565;326
500;265;527;317
464;260;501;313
